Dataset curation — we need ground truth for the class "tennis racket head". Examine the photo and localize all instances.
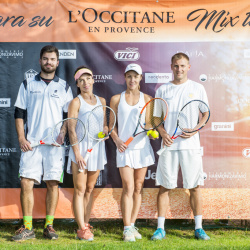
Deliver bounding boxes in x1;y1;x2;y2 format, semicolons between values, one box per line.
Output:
177;99;210;133
139;97;168;131
86;105;116;141
52;118;86;147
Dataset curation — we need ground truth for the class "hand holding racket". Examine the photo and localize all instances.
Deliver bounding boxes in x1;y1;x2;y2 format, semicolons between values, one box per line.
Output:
157;99;210;155
30;118;86;148
78;105;116;172
124;98;168;147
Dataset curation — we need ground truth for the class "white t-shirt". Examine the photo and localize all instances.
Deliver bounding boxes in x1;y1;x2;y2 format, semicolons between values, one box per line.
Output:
14;74;73;144
155;79;209;150
118;91;151;149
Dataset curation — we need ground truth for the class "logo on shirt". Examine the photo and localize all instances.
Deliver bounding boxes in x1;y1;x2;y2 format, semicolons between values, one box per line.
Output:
51;90;59;98
114;48;140;61
0;98;11;107
188;93;194;99
30;91;41;94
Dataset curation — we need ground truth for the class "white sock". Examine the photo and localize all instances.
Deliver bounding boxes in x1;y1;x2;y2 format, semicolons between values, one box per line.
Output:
131;223;135;227
124;226;131;231
157;217;165;230
194;215;202;230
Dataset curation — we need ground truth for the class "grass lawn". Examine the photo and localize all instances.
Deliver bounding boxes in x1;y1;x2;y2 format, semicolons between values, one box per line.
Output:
0;219;249;249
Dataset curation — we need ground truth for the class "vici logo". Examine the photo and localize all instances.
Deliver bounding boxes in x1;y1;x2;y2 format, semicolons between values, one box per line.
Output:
114;48;140;61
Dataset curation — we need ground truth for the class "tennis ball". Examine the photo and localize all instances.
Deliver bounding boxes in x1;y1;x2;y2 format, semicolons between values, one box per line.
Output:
98;132;105;138
151;130;159;139
147;130;152;136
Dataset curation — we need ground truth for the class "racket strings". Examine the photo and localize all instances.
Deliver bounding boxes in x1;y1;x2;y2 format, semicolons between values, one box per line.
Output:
53;118;85;147
87;106;116;140
178;101;209;132
142;99;166;130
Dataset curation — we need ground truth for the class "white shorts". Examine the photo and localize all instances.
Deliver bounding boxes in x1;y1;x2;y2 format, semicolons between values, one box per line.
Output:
117;145;155;169
156;149;204;189
19;146;65;185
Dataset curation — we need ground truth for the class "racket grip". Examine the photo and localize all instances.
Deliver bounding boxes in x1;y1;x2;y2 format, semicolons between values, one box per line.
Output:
157;146;166;156
30;142;39;148
83;151;90;163
124;137;134;146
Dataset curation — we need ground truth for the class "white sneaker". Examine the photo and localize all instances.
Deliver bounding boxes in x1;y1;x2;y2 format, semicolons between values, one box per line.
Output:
123;228;136;242
131;226;142;239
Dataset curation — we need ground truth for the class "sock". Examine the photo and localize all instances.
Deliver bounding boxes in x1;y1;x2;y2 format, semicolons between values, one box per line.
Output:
157;217;165;230
23;216;32;230
194;215;202;230
45;215;54;228
124;226;131;231
131;223;135;227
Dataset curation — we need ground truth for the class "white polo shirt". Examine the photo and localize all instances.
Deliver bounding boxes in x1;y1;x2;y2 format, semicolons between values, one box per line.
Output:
155;79;209;150
14;74;73;144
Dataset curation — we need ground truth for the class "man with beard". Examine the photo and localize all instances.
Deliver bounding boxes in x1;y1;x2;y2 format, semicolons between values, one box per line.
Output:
12;45;73;241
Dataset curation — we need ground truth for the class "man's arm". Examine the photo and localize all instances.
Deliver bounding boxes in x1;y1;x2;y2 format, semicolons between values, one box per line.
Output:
15;118;32;152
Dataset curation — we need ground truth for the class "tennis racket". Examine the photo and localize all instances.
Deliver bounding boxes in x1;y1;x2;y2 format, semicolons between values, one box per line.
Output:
157;99;210;155
30;118;86;148
78;105;116;172
124;98;168;146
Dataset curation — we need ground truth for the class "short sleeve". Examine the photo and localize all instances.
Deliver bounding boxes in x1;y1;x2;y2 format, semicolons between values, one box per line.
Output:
14;81;27;110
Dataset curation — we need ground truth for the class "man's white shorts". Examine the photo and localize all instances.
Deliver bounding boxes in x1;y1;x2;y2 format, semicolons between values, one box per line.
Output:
156;149;204;189
19;146;65;185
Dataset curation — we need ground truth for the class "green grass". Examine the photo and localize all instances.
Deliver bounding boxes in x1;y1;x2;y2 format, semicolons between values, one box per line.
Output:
0;219;249;249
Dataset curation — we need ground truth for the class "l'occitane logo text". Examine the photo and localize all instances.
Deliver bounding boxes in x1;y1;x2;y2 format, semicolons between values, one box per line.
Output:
68;9;175;24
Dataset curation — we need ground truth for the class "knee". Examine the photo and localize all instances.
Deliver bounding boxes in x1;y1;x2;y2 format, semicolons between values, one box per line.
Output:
20;178;34;192
189;186;201;196
74;184;86;197
85;185;95;195
134;183;143;195
122;183;134;197
46;180;59;191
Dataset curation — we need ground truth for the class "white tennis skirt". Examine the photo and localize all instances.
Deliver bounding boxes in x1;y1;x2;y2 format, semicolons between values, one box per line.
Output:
116;145;155;169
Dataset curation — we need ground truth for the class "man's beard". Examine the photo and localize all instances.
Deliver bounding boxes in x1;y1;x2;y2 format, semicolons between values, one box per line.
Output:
41;64;57;74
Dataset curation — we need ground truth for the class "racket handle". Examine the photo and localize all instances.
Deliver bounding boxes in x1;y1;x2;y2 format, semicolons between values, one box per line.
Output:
83;151;91;163
124;137;134;146
30;142;40;148
157;146;166;156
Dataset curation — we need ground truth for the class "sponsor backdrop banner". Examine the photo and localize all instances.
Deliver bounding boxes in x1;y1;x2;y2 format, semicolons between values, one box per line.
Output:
0;0;249;219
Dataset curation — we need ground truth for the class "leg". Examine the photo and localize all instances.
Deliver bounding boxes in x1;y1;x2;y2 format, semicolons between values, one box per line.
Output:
189;185;202;216
119;166;135;227
151;186;170;240
130;167;148;224
84;170;100;223
157;186;170;218
12;178;36;241
46;180;59;216
20;177;35;216
72;161;87;230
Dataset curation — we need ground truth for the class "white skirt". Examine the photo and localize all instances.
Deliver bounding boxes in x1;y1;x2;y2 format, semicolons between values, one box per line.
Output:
67;137;106;173
116;145;155;169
